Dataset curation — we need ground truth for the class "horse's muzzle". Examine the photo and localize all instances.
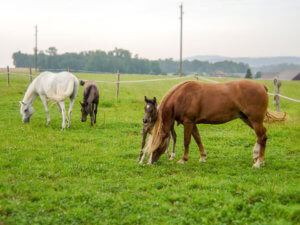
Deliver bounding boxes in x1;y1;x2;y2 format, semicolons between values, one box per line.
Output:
22;118;30;123
143;118;148;124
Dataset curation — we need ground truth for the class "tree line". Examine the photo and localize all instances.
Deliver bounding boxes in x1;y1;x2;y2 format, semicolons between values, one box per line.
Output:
12;47;249;75
158;58;249;75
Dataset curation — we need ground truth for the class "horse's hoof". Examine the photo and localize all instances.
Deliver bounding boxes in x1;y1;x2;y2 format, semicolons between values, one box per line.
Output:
252;160;263;168
169;153;175;160
199;158;206;163
177;159;185;164
46;121;50;125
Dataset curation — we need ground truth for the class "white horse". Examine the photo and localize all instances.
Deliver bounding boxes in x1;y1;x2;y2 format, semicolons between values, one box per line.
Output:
19;71;79;130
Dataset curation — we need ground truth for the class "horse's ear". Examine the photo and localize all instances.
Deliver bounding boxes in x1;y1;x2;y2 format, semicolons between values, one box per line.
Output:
80;80;85;86
153;97;157;104
144;96;148;103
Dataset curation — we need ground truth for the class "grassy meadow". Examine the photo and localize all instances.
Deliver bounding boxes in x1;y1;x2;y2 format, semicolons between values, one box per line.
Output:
0;72;299;224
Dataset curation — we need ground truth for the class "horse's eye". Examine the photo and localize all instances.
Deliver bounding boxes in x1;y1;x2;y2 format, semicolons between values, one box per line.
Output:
25;109;28;112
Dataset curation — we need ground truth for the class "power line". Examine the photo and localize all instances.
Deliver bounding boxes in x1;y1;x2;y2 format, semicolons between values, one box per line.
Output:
179;3;183;77
34;25;38;72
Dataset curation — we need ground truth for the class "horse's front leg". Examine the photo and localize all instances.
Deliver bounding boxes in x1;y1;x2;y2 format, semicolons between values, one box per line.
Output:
138;130;147;161
67;97;75;128
58;101;66;130
40;95;50;125
177;122;193;164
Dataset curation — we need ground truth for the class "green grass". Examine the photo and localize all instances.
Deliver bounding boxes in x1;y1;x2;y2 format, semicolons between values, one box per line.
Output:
0;73;299;224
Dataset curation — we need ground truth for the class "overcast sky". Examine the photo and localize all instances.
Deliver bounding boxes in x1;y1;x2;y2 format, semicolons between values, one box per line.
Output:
0;0;299;67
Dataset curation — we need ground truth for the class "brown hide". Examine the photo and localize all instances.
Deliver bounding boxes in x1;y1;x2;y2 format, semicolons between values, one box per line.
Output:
168;80;268;125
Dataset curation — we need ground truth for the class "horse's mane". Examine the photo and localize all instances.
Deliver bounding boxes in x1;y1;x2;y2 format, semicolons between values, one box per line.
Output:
147;81;192;153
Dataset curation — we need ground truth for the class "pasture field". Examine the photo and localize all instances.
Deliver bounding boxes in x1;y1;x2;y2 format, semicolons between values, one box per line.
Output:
0;73;299;225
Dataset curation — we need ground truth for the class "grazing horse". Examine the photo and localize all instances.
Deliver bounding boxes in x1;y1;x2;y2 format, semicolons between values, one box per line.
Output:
141;80;269;168
80;80;99;126
19;71;79;130
138;96;177;163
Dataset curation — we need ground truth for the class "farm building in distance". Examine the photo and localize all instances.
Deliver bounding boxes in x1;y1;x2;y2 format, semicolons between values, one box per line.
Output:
261;70;300;80
209;70;228;77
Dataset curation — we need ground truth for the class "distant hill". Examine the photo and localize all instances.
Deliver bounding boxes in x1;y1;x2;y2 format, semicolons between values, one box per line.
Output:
185;55;300;68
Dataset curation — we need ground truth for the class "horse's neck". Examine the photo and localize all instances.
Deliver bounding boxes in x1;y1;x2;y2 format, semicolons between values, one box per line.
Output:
152;111;158;122
23;82;38;105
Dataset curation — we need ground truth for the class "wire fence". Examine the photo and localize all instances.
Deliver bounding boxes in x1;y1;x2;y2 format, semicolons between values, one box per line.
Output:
1;68;299;103
197;77;300;103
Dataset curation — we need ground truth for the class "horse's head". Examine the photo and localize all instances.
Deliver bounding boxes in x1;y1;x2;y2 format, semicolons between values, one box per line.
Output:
80;102;90;122
147;136;170;164
19;101;34;123
143;96;158;124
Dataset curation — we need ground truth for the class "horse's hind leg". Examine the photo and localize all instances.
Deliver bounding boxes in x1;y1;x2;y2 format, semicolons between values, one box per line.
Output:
192;125;207;163
252;122;267;168
56;102;62;113
169;124;177;160
90;103;95;126
40;95;50;125
177;122;193;164
94;102;98;124
58;101;66;130
67;97;75;128
240;115;267;168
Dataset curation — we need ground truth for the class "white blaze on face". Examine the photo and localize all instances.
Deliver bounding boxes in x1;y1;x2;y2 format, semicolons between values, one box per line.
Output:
146;104;150;109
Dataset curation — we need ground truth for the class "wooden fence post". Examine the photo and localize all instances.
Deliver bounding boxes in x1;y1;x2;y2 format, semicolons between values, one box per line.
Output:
115;70;120;100
273;77;281;112
29;67;33;83
194;73;199;80
7;66;10;86
68;66;70;72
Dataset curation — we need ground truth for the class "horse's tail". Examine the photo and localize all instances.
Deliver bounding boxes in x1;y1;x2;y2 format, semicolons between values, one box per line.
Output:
146;81;192;154
71;77;79;100
263;84;268;92
265;109;287;124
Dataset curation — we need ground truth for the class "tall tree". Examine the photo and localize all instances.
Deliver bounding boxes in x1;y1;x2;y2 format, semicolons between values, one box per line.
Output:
245;68;253;79
46;47;57;56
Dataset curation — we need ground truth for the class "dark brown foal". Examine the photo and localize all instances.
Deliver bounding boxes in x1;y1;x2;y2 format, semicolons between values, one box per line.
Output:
138;96;177;163
80;80;99;126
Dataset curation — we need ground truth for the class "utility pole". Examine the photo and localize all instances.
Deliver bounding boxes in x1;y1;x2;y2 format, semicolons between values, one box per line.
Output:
179;3;183;77
34;25;38;72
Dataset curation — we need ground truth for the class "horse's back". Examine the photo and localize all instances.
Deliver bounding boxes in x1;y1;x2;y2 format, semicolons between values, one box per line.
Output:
36;71;79;101
165;80;268;124
83;80;99;103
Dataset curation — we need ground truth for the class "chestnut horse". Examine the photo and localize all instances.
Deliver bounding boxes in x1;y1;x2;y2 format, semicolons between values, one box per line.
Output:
80;80;99;126
138;96;177;163
142;80;269;168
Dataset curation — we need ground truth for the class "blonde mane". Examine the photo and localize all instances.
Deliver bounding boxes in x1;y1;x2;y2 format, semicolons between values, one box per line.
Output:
146;81;192;153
